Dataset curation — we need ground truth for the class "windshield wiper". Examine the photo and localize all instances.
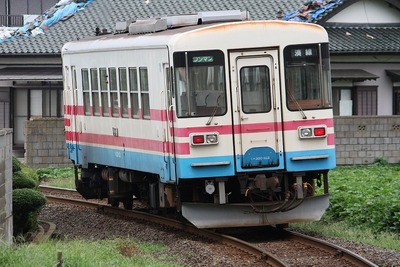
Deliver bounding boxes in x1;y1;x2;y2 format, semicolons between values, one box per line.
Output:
206;95;221;125
287;90;307;119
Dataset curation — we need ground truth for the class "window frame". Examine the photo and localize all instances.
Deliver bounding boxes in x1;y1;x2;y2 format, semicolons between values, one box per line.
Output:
119;67;129;118
81;68;90;116
129;67;140;119
139;67;150;119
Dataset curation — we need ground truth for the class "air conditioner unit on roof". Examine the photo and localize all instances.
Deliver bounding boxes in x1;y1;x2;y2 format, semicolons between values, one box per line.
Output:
126;10;250;35
129;18;167;35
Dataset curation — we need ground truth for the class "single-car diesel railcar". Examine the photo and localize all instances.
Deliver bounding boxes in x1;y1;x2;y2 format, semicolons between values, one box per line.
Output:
62;10;335;228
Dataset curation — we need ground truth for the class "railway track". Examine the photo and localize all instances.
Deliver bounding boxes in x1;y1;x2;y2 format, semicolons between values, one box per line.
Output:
39;185;378;267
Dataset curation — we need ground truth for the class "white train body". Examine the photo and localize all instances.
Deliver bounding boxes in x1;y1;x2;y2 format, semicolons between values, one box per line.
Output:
63;11;335;228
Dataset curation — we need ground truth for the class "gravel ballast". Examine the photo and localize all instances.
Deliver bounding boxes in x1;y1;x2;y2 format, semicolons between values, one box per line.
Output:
39;203;400;266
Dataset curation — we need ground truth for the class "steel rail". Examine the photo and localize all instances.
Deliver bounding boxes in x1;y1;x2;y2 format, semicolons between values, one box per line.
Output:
45;194;287;267
284;230;379;267
39;185;80;196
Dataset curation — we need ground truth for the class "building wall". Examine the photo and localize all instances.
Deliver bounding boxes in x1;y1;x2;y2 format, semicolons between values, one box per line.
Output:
0;0;55;16
334;116;400;165
24;118;70;168
0;128;13;243
332;62;400;116
327;0;400;24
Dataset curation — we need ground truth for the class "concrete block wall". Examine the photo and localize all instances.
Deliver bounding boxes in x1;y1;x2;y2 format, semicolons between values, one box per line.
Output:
334;116;400;165
23;116;400;168
0;129;13;243
24;118;71;168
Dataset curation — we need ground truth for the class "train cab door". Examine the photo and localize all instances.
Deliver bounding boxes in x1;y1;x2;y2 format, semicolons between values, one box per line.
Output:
64;65;80;164
229;50;284;172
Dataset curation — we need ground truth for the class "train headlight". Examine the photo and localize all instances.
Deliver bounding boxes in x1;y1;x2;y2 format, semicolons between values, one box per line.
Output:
206;134;218;144
190;132;219;146
300;128;312;138
298;126;327;139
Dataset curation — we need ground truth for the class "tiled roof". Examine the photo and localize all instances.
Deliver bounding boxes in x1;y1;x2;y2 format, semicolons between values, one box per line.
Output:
0;0;398;56
326;26;400;54
0;0;333;55
283;0;344;23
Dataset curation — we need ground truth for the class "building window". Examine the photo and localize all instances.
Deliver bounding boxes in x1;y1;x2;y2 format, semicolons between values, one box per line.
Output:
393;87;400;115
355;86;377;115
0;90;10;128
332;87;352;116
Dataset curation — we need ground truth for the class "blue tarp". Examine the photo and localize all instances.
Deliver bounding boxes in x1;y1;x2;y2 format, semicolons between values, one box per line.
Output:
0;0;94;43
283;0;343;23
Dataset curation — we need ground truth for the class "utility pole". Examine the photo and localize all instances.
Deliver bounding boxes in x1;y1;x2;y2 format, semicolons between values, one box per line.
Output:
6;0;11;26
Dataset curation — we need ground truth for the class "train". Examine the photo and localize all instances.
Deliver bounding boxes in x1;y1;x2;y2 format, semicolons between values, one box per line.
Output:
62;10;336;228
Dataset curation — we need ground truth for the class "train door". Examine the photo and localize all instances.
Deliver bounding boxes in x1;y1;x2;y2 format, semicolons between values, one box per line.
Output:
64;65;80;164
229;50;284;171
162;64;176;183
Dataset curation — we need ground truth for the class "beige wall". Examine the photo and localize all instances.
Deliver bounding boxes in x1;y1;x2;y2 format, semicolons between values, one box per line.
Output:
24;118;70;168
0;128;13;243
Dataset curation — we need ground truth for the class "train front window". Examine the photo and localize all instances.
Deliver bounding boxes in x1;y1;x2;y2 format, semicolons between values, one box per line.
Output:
284;43;332;110
173;50;226;118
240;66;271;113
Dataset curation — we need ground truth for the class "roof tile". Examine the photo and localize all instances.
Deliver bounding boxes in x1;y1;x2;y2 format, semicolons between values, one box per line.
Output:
0;0;398;55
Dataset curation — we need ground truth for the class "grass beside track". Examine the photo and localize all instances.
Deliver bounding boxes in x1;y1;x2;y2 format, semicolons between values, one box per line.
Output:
0;239;179;267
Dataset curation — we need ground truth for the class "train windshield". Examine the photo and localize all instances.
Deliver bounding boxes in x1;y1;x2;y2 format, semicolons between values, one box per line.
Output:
173;50;227;118
284;43;332;110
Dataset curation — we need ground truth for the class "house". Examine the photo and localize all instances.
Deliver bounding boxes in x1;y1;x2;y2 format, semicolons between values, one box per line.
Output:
0;0;399;165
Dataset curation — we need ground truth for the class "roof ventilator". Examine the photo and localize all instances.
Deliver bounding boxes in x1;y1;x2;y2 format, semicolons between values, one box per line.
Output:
123;10;250;35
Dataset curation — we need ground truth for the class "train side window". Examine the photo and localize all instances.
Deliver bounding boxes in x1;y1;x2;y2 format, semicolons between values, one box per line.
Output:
109;67;119;117
81;69;90;116
72;66;77;90
119;67;129;118
139;67;150;119
90;68;100;116
129;67;139;118
99;68;109;116
240;66;271;113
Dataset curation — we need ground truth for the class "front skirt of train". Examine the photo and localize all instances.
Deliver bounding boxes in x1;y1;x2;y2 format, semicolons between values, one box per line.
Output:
181;194;329;228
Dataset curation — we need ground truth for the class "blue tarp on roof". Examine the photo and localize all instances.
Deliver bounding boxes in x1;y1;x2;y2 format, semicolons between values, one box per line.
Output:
283;0;343;22
0;0;94;43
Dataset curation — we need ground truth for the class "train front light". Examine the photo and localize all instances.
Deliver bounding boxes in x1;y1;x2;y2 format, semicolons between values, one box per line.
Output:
206;134;218;144
190;132;219;146
298;126;327;139
300;128;312;138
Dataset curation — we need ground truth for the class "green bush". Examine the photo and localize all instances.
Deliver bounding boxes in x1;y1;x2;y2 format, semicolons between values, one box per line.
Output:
327;164;400;234
13;188;47;237
12;172;38;189
12;156;22;173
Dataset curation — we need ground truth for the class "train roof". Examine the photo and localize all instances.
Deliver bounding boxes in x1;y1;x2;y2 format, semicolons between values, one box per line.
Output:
62;11;328;55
